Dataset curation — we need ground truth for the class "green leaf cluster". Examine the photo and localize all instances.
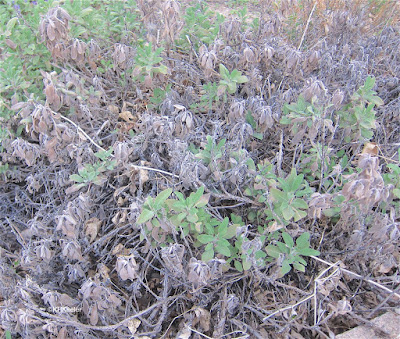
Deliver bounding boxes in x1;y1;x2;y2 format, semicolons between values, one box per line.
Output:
245;110;264;140
218;64;249;96
266;232;320;277
198;217;237;261
280;96;332;142
137;184;320;277
337;76;383;141
194;136;226;166
133;42;168;80
270;169;311;222
178;4;224;49
69;148;116;191
383;148;400;200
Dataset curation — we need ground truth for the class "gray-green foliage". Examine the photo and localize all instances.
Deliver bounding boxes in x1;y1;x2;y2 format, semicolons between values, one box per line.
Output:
269;168;313;222
337;76;383;141
194;136;226;166
178;3;224;49
137;184;320;276
133;42;168;82
266;231;320;277
69;148;116;191
218;64;249;97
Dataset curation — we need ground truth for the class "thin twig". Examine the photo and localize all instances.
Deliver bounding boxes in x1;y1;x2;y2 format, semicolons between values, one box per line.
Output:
129;164;180;179
58;113;107;152
298;3;317;51
277;130;284;177
311;256;400;300
188;326;214;339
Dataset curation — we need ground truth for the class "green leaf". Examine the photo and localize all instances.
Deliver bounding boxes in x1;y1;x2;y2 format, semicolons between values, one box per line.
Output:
282;205;294;220
188;186;204;206
291;198;308;209
293;261;305;272
224;224;238;239
153;188;172;209
227;82;237;94
204;222;215;235
363;76;375;91
369;95;384;106
251;131;263;140
219;64;229;78
246;158;256;170
295;256;307;265
280;260;292;276
70;174;84;183
270;188;287;204
156;65;168;74
266;245;281;258
393;188;400;199
236;75;249;84
293;209;307;222
255;250;267;259
174;191;185;202
5;17;18;36
187;212;199;223
197;234;215;244
205;243;213;251
290;171;303;191
202;248;214;262
295;232;310;248
234;260;243;272
172;200;186;212
323;207;341;217
277;241;289;253
216;243;231;256
246;111;257;129
243;259;252;271
217;217;229;236
194;193;210;208
137;209;155;224
296;247;320;256
282;232;294;248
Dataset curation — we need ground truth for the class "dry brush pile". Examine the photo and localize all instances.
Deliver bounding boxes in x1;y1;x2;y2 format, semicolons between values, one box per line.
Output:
1;0;400;338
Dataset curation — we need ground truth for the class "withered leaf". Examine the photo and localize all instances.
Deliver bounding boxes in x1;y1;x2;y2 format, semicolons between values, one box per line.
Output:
126;319;141;335
116;255;139;281
47;23;56;41
362;142;379;156
119;110;136;123
85;217;101;243
5;38;17;50
89;305;98;325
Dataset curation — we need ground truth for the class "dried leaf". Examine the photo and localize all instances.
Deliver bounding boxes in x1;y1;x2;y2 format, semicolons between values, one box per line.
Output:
89;305;98;325
193;307;211;331
176;325;192;339
116;255;139;281
108;104;120;114
47;24;56;41
85;217;101;243
126;318;141;335
362;142;379;156
5;38;17;50
119;110;136;123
